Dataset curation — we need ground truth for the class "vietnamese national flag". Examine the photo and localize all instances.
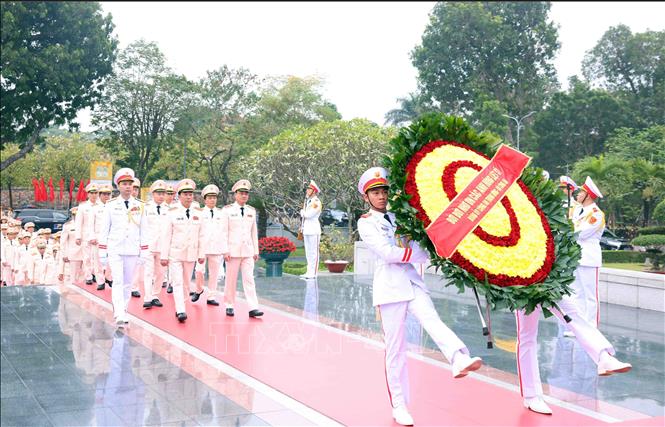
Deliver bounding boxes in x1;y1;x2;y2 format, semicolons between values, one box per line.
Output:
69;178;76;201
58;178;65;202
48;177;55;202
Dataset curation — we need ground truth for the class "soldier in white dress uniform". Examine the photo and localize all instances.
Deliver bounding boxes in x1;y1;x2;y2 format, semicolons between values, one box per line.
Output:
141;180;169;309
516;177;631;416
300;180;322;279
356;167;482;426
99;168;151;327
192;184;224;306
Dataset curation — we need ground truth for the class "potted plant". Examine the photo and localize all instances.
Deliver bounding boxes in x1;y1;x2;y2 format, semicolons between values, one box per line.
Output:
259;236;297;277
320;229;353;273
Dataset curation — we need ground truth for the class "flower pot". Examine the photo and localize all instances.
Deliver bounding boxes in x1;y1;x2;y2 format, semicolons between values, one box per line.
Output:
324;260;349;273
260;252;290;277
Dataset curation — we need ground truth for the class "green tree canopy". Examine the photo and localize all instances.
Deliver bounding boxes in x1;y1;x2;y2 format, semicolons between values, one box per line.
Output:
411;1;559;146
533;77;632;174
92;40;195;182
1;1;117;170
582;25;665;125
245;119;395;237
605;125;665;164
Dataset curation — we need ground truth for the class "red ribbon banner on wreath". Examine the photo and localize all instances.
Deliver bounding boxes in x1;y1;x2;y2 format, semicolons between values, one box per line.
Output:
426;145;531;258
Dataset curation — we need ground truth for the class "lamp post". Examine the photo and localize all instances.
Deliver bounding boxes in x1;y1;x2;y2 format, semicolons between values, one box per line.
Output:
503;111;536;152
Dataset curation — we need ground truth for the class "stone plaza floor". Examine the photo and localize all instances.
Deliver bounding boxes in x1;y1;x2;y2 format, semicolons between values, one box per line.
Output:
1;270;663;426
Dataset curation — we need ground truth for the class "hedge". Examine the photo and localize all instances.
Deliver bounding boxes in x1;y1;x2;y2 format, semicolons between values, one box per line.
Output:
602;251;648;263
637;226;665;236
632;234;665;247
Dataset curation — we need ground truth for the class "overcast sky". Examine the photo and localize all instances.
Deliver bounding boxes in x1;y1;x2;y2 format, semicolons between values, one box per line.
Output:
76;1;665;130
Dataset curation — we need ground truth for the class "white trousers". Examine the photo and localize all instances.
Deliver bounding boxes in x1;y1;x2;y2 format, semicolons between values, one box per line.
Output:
83;241;102;282
171;260;194;314
572;266;600;327
109;254;138;321
303;234;320;277
379;286;467;408
224;257;259;311
195;254;224;299
142;252;165;303
515;293;614;398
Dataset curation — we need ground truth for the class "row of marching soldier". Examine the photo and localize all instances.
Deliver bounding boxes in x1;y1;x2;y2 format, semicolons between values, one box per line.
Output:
1;167;266;327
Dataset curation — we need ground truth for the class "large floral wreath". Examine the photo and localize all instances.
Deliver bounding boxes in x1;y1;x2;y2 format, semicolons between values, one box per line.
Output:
384;114;580;315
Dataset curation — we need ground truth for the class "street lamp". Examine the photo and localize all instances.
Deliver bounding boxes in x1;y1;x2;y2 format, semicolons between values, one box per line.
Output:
503;111;536;152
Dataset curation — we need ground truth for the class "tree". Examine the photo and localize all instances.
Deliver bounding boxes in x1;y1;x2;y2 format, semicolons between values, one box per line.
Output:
245;119;395;238
0;2;117;170
1;133;112;189
533;77;632;174
582;25;665;126
92;40;194;182
605;125;665;164
411;1;559;144
384;92;432;126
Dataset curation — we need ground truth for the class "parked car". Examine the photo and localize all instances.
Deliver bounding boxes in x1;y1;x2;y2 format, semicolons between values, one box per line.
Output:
320;209;349;227
14;208;70;232
600;229;632;251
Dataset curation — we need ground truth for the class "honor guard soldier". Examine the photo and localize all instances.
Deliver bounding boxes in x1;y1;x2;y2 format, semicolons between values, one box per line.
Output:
130;177;144;298
14;231;32;285
0;223;9;286
192;184;224;306
357;167;483;426
59;207;84;286
99;168;151;327
75;182;102;286
23;222;36;239
164;184;176;292
300;180;322;279
220;179;263;318
515;177;630;415
28;239;56;285
160;179;205;323
96;184;114;290
571;177;606;327
2;227;19;285
132;178;141;199
141;180;169;309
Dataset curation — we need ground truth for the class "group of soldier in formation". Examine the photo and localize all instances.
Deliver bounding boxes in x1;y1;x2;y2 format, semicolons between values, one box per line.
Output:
0;165;633;425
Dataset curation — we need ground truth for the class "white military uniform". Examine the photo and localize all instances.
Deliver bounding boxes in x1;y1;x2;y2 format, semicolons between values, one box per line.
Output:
358;208;468;409
572;202;605;327
142;199;169;304
301;193;322;278
99;195;150;323
196;205;225;300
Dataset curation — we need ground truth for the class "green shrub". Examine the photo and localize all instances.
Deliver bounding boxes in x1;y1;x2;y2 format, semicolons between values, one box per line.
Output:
637;226;665;236
631;235;665;247
602;251;648;263
654;199;665;224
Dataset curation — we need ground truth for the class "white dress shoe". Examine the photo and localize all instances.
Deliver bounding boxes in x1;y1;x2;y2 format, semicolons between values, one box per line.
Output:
392;405;414;426
597;352;632;376
523;396;552;415
451;353;482;378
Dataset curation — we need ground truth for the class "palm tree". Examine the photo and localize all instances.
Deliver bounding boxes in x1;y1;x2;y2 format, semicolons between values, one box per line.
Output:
384;92;431;126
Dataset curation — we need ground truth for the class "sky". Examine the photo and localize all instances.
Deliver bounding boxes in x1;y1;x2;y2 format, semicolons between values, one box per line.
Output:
76;1;665;130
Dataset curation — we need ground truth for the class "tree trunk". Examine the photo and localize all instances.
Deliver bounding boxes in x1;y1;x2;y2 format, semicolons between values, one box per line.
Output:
8;179;13;209
0;128;43;171
257;204;268;238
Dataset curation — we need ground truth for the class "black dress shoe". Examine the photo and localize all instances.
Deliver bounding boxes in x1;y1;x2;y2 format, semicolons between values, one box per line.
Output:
189;291;195;296
162;282;167;288
143;301;153;309
85;279;93;285
191;291;203;302
92;274;97;283
106;279;113;288
206;300;220;306
176;312;187;322
151;299;163;307
97;283;105;291
249;309;264;318
225;308;234;317
131;291;141;298
167;284;173;293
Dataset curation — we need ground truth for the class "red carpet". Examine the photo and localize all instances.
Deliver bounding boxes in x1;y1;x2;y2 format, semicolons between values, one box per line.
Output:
74;282;660;426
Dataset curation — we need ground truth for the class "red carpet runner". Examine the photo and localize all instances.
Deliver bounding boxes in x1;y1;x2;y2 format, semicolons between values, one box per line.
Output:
74;282;662;426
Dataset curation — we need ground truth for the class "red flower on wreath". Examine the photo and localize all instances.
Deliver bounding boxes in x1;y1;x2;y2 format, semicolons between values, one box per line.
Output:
259;236;297;254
